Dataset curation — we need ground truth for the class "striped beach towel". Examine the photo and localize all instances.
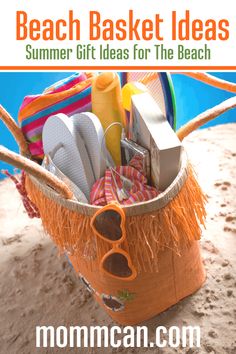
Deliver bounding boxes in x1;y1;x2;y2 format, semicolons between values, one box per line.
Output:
18;72;95;160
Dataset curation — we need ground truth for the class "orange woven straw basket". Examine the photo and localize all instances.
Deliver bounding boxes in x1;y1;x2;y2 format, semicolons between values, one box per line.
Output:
1;72;236;325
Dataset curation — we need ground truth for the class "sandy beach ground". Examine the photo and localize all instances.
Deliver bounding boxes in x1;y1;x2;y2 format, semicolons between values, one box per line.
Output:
0;123;235;354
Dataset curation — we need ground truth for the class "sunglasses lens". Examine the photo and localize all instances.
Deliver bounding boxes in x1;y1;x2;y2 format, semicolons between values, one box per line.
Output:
102;294;124;312
93;210;122;241
103;253;133;278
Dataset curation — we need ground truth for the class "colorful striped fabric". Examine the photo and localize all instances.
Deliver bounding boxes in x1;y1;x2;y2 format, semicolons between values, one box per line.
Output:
90;156;158;206
18;72;95;159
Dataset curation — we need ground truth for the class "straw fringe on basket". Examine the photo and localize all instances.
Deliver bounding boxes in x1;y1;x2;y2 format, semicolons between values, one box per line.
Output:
25;162;207;273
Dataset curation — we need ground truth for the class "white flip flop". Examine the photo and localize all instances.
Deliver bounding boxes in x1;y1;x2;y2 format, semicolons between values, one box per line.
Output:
42;151;88;204
42;113;95;201
72;112;112;180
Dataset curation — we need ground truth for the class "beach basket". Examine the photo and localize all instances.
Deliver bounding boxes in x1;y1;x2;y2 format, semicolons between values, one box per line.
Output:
1;72;236;325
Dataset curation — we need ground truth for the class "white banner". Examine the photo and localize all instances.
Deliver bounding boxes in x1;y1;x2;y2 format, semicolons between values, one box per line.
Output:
0;0;236;68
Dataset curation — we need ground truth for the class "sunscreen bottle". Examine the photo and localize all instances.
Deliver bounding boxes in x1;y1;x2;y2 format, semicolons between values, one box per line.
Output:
92;72;126;166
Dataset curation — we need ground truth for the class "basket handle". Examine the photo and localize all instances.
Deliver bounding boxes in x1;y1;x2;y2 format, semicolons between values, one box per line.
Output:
0;146;73;199
176;96;236;141
175;72;236;139
0;105;30;157
141;72;236;93
177;72;236;93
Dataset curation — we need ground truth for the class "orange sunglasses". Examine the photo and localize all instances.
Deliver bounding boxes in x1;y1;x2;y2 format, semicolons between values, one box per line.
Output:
90;203;137;281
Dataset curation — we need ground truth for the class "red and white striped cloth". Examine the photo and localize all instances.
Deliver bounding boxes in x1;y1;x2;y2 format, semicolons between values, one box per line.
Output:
90;155;158;206
1;170;40;218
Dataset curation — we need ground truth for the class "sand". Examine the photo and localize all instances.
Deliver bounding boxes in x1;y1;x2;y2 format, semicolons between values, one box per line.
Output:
0;123;235;354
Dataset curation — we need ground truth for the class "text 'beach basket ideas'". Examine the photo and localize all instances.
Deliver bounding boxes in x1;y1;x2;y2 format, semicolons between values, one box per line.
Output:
1;72;236;325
